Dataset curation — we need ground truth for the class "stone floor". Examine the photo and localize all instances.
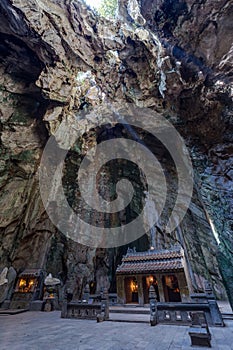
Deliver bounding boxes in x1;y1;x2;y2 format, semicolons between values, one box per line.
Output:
0;311;233;350
217;301;233;314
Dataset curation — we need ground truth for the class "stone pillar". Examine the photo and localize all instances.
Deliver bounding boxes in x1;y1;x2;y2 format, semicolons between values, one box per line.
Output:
204;281;224;326
137;275;143;306
97;288;109;322
83;283;90;302
204;281;215;299
116;275;124;304
177;272;190;302
61;292;68;318
102;288;109;320
149;285;157;326
157;274;165;302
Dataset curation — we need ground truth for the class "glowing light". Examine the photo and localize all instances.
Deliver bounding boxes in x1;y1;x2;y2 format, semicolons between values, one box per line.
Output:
85;0;102;9
131;278;138;292
19;279;26;288
149;276;154;284
208;217;220;245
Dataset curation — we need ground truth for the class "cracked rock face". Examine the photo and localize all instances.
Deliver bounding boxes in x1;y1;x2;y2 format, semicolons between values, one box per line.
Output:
0;0;232;306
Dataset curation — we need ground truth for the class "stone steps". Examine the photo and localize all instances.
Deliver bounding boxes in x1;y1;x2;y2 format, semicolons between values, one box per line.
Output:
222;313;233;320
108;305;150;323
108;313;149;323
109;306;150;315
0;308;28;315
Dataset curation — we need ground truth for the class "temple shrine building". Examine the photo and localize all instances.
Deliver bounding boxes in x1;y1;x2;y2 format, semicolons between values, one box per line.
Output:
116;245;192;306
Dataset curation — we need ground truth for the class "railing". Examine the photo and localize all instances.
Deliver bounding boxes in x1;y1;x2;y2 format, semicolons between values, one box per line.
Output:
149;284;224;327
156;302;208;325
61;302;102;320
61;288;109;322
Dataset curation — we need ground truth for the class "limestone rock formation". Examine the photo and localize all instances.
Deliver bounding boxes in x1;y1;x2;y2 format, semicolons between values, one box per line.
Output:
0;0;232;307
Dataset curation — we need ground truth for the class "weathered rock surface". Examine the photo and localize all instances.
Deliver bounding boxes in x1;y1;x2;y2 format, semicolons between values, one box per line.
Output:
0;0;232;307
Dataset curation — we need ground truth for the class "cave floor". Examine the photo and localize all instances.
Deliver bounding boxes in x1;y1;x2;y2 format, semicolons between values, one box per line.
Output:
0;311;232;350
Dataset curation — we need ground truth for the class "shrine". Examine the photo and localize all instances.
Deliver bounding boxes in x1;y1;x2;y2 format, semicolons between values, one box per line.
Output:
116;245;192;305
10;269;44;309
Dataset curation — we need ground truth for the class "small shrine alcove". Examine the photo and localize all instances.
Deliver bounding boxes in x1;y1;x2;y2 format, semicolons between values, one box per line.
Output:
10;269;44;309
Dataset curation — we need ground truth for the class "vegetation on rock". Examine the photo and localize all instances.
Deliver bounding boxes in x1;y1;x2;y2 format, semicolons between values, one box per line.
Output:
98;0;117;18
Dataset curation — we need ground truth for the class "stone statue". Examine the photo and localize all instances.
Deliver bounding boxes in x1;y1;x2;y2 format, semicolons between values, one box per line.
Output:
6;267;17;300
0;266;17;304
44;273;61;286
0;267;8;286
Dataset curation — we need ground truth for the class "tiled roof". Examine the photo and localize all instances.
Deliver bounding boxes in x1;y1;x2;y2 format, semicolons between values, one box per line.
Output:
122;250;182;262
19;269;43;277
116;246;184;274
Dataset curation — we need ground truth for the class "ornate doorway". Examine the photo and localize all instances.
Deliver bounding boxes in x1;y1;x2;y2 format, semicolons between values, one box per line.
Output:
124;276;138;303
142;275;160;304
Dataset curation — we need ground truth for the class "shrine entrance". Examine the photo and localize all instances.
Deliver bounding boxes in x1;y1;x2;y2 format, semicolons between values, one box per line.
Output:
162;275;182;302
124;276;139;303
116;246;190;305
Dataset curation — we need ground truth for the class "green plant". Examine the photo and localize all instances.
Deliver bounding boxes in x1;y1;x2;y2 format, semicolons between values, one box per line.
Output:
98;0;117;18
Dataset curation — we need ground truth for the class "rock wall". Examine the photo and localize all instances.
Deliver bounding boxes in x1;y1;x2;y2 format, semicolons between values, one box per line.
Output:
140;0;233;307
0;0;232;306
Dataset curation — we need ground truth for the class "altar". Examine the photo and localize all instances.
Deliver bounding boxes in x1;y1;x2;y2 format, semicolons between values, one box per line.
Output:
10;269;44;309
